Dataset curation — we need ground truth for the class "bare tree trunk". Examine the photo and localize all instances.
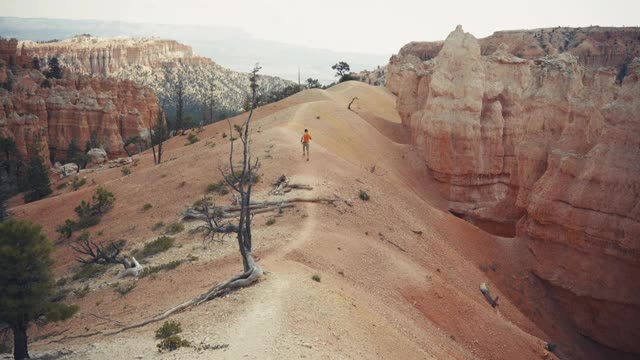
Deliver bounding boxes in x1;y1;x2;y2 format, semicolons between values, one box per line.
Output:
12;322;30;360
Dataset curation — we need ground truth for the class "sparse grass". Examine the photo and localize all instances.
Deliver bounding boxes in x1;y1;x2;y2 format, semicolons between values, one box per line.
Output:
151;221;165;231
207;180;229;195
131;236;175;259
71;177;86;190
73;285;90;298
359;190;370;201
155;320;182;339
114;283;137;296
165;222;184;235
56;182;68;190
266;218;276;226
121;166;131;176
232;170;261;184
142;203;153;211
139;260;184;278
157;335;190;352
312;274;321;282
72;263;108;281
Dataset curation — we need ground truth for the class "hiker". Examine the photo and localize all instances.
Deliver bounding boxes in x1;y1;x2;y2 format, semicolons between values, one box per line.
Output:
300;129;312;161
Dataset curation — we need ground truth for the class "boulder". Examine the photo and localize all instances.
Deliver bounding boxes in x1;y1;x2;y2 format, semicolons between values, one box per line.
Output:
87;148;108;164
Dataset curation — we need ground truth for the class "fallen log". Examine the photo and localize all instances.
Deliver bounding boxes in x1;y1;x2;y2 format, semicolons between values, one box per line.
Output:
479;282;499;308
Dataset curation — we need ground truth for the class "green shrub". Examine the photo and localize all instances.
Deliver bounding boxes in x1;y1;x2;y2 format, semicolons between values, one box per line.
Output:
139;260;184;278
155;320;182;339
72;263;107;281
121;166;131;176
71;177;86;190
186;133;199;145
45;304;79;322
207;180;229;195
157;335;190;352
359;190;370;201
312;274;321;282
266;218;276;226
57;187;115;238
165;222;184;235
142;203;153;211
56;182;68;190
131;236;174;259
151;222;165;231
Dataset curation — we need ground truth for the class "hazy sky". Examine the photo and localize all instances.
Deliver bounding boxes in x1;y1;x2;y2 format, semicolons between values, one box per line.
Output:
2;0;638;53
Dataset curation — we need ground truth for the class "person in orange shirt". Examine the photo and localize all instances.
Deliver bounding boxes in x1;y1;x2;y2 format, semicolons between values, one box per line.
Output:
300;129;312;161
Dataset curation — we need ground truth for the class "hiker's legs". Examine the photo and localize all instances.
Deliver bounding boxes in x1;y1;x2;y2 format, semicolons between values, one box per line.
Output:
303;143;309;160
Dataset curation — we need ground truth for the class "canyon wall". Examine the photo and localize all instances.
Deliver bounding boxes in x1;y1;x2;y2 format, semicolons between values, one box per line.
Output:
19;35;293;113
387;26;640;354
1;38;158;161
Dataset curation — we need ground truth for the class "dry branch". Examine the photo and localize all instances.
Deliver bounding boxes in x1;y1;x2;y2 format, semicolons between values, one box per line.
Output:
479;282;499;308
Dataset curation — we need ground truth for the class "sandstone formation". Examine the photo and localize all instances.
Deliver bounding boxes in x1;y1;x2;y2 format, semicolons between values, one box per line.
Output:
387;25;640;354
20;35;293;114
0;38;159;162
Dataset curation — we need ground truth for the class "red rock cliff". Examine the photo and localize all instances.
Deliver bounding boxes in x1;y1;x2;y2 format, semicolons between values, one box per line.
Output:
387;25;640;355
0;58;158;162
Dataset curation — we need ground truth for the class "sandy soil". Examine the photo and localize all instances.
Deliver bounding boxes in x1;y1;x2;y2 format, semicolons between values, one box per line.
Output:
5;81;599;359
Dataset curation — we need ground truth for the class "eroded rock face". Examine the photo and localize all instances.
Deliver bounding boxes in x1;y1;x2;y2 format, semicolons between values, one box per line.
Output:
20;35;294;113
0;70;158;162
388;25;640;354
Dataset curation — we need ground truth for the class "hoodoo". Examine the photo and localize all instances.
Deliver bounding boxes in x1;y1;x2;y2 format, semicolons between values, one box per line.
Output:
387;25;640;354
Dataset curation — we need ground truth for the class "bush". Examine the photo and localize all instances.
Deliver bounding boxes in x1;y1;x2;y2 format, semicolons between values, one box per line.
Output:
207;180;229;195
139;260;184;278
121;166;131;176
142;203;153;211
312;274;321;282
131;236;174;259
165;222;184;235
56;187;115;238
72;263;107;281
185;133;199;145
71;177;86;190
151;222;165;231
56;182;68;190
157;335;190;352
359;190;370;201
155;320;182;339
114;283;136;296
266;218;276;226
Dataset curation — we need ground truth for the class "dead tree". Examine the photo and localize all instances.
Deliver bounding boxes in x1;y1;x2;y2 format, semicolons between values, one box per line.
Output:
151;109;169;165
108;64;266;335
69;232;128;268
348;97;358;111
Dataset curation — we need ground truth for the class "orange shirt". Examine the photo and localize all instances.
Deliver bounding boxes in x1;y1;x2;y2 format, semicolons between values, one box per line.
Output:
302;133;312;143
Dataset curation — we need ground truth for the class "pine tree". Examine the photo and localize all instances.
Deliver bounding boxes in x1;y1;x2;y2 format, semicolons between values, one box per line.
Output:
46;57;62;79
66;138;79;163
0;219;78;359
31;57;40;70
24;144;51;203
